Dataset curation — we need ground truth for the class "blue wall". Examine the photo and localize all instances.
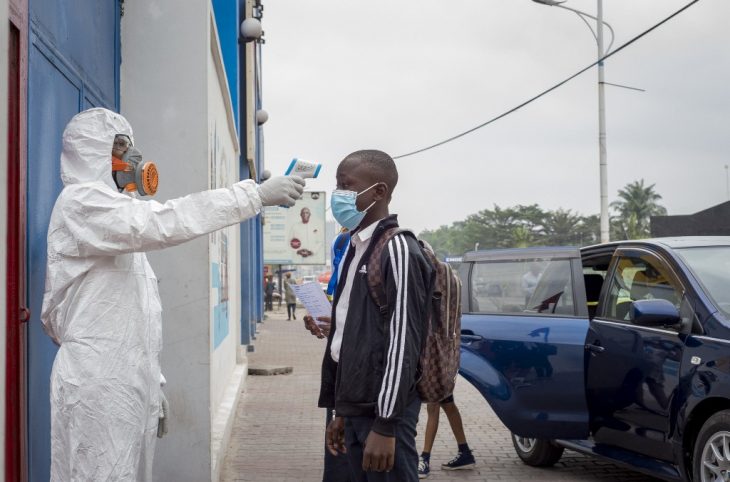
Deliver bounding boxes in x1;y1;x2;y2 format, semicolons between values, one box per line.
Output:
212;0;265;345
26;1;120;480
212;0;240;131
238;0;265;344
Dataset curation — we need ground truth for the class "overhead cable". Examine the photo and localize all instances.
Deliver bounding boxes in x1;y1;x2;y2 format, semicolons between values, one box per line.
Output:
393;0;702;160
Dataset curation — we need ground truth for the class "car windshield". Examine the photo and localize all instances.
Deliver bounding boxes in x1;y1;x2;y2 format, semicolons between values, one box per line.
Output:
676;246;730;318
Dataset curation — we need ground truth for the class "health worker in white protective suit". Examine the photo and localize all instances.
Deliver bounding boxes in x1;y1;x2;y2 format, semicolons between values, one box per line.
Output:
40;108;305;481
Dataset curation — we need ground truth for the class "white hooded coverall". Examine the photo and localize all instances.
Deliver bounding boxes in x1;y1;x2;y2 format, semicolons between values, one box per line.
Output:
41;108;263;481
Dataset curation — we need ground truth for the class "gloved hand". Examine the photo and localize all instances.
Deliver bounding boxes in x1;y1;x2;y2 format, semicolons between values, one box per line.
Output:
256;175;305;207
157;390;169;439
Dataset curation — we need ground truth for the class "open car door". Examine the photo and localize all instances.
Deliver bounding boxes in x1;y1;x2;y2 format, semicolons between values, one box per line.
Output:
458;247;591;439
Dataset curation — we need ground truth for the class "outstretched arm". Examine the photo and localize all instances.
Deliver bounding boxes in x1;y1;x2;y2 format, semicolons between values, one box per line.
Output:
55;176;303;257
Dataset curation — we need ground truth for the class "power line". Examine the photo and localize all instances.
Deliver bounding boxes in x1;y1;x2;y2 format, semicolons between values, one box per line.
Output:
393;0;702;160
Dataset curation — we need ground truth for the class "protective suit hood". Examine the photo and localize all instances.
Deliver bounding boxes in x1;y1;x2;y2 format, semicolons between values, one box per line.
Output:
60;108;134;190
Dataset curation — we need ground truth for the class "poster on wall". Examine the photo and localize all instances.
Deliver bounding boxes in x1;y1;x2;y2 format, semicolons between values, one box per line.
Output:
209;124;232;349
264;191;326;265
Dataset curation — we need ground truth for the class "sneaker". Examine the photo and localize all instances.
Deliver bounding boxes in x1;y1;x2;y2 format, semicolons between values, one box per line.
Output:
418;456;430;478
441;451;476;471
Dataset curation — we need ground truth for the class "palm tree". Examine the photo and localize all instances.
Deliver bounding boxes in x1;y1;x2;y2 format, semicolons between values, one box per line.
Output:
543;209;583;246
610;179;667;238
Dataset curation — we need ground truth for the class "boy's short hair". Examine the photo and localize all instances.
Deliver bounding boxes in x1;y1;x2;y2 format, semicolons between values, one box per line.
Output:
342;150;398;194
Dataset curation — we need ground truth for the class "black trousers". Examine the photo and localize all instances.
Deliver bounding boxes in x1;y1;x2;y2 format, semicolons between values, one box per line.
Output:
324;408;353;482
287;303;296;319
343;397;421;482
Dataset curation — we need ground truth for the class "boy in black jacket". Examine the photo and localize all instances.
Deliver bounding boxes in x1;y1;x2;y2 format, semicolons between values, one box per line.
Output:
319;150;434;481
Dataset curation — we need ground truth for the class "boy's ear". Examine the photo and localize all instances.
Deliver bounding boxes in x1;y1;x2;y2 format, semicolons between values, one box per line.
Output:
374;182;389;201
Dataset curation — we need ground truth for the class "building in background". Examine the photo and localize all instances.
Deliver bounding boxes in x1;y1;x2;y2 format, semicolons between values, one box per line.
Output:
651;201;730;237
3;0;267;479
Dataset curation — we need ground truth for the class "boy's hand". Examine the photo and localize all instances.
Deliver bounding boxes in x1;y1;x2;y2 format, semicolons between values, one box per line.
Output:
363;431;395;472
303;315;331;339
326;416;346;456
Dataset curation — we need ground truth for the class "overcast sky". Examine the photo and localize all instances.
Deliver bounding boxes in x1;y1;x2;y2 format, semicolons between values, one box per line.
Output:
261;0;730;234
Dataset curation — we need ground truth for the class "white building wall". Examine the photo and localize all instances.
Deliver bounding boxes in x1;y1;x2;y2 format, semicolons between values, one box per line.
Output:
0;0;9;475
121;1;211;480
122;2;246;480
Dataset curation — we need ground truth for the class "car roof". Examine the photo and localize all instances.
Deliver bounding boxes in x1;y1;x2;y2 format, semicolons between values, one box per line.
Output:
582;236;730;251
463;246;580;262
462;237;730;262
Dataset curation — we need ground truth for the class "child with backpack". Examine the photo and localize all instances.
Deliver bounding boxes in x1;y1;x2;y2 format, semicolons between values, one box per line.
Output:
417;395;476;478
318;150;435;481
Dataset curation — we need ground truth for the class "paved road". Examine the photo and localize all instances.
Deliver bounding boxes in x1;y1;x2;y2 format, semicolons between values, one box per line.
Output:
221;309;662;482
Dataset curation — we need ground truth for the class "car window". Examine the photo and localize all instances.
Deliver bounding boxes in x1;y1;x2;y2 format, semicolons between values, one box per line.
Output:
603;253;683;324
470;258;575;315
675;246;730;318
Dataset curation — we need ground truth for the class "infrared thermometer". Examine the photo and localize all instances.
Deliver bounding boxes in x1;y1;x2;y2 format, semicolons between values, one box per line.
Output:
285;158;321;179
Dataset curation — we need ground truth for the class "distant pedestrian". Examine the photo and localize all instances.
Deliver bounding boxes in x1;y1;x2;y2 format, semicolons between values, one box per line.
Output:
521;262;542;306
319;150;434;481
284;272;297;320
417;395;476;478
265;276;275;311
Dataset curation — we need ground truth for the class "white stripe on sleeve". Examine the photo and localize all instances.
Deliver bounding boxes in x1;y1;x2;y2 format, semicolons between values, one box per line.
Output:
378;234;410;418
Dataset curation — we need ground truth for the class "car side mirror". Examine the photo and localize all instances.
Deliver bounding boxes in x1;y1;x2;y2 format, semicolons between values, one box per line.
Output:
630;299;680;327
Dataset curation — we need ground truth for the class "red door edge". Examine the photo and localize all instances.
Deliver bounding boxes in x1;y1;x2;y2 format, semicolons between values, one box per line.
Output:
7;0;29;480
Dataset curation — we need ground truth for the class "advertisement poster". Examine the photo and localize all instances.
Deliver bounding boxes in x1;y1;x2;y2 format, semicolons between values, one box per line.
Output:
209;123;231;348
264;191;326;265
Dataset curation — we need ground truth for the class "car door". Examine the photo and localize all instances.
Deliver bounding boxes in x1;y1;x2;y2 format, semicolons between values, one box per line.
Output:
586;247;687;462
459;247;591;439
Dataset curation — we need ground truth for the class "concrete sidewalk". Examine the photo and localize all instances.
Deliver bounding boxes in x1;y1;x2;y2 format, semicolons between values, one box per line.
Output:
221;308;660;482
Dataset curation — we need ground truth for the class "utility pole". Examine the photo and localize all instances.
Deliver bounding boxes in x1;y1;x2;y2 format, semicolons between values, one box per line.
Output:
533;0;612;243
597;0;609;243
725;164;729;201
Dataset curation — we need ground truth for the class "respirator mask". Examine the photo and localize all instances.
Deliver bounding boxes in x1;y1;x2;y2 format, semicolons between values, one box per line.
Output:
111;134;159;196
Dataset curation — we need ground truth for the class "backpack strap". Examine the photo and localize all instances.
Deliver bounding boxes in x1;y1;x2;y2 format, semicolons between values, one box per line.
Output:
366;227;414;319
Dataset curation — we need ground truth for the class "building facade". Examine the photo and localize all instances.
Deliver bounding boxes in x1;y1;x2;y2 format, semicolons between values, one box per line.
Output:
3;0;267;479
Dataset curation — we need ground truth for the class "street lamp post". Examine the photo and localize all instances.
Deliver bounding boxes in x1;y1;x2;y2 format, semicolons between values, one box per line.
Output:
532;0;613;243
596;0;609;243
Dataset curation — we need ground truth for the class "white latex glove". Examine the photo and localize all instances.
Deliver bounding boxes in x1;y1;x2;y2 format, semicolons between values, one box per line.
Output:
157;390;169;439
256;175;305;207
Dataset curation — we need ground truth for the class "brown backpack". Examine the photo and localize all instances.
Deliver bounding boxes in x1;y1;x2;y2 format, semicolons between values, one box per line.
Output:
366;228;462;403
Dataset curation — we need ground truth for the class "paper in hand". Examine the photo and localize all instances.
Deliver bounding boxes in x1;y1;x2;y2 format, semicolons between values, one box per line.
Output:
291;282;332;323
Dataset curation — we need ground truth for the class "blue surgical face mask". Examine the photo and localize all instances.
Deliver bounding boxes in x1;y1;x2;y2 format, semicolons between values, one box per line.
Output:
330;183;379;230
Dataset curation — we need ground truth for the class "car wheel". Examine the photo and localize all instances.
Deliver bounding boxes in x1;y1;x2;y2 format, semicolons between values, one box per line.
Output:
511;433;564;467
694;410;730;482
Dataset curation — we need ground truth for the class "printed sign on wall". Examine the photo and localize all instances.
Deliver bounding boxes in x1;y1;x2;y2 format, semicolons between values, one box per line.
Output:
209;123;231;349
263;191;326;265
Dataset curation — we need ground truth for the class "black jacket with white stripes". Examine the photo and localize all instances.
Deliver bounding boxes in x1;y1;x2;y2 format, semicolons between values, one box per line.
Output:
318;215;434;437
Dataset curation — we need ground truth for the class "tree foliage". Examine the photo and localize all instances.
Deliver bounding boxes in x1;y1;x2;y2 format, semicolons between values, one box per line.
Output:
610;179;667;239
419;179;667;259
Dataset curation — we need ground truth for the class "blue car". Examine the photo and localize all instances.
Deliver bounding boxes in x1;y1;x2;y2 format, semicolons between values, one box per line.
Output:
457;237;730;482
